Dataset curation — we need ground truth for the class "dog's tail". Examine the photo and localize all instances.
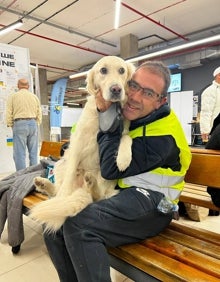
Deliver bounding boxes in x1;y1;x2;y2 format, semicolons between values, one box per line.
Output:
29;189;93;233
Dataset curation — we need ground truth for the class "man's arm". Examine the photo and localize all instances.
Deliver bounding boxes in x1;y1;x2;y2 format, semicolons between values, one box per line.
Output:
36;97;42;125
97;127;179;180
6;95;13;127
200;87;216;139
206;124;220;149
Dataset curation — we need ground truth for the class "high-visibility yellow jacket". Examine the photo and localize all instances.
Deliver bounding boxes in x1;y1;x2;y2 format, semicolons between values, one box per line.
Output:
117;110;191;205
98;104;191;206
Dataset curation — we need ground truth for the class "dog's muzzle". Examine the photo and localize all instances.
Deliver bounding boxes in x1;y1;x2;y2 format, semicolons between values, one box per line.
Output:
110;85;122;100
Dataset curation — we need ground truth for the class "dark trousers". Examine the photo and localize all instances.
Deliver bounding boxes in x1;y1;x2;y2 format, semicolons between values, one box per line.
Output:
44;187;172;282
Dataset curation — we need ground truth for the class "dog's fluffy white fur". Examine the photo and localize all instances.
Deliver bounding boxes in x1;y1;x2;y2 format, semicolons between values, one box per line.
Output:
29;56;135;232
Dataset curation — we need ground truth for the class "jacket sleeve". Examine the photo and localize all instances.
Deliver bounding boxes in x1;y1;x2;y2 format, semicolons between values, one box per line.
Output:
200;86;216;134
36;96;42;125
205;124;220;149
97;129;180;180
6;95;13;127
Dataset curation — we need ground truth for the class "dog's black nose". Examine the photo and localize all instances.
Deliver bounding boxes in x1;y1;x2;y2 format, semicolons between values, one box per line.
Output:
110;85;122;98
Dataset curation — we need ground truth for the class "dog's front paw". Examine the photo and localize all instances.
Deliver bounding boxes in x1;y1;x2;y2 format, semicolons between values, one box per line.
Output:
33;177;56;197
34;177;49;190
84;172;102;201
116;135;132;171
84;172;97;189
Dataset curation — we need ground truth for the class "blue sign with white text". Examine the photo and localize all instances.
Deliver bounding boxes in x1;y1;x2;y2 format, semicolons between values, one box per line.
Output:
50;78;68;128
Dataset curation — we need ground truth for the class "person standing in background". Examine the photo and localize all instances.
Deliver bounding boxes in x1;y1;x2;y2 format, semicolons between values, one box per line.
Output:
204;123;220;215
6;78;42;171
200;66;220;143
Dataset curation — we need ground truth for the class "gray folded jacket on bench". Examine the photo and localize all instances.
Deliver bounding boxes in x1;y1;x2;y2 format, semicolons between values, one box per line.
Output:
0;159;55;247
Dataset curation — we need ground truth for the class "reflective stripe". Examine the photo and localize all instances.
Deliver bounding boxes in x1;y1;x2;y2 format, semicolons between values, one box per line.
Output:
118;171;184;204
120;171;185;188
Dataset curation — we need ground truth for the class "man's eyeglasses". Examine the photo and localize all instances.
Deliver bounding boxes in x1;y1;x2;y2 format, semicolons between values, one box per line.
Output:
128;79;162;99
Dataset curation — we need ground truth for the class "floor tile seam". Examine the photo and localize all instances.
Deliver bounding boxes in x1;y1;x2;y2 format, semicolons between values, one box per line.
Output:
0;253;46;277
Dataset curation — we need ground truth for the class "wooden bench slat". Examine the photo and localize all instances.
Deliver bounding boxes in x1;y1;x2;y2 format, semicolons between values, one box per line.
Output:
144;235;220;277
183;187;208;195
169;222;220;246
189;148;220;155
181;191;211;202
23;192;48;209
184;183;207;190
180;193;220;210
108;240;220;282
160;228;220;259
184;183;208;195
182;190;209;198
182;190;210;199
180;183;220;211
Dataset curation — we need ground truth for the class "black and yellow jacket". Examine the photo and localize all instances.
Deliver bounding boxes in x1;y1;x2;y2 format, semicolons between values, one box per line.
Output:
97;103;191;205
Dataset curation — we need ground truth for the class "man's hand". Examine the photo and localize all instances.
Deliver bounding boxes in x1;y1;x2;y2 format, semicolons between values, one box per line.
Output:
95;91;112;112
201;133;209;142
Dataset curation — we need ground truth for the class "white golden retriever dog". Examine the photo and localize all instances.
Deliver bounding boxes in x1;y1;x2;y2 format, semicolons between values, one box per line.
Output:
30;56;135;232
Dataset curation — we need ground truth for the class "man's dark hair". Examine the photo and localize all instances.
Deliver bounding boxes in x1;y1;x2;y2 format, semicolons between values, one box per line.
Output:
137;61;171;97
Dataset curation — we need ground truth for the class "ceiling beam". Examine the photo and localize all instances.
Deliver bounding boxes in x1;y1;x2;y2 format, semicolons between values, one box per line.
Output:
0;5;117;47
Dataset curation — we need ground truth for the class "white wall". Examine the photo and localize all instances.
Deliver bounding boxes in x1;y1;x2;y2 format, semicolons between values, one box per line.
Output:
170;91;193;145
61;107;83;127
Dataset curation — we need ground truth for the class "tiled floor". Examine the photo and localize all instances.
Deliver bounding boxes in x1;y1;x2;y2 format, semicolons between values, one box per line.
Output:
0;172;219;282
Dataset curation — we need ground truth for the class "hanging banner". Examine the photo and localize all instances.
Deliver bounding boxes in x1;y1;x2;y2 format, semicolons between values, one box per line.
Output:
0;43;31;173
50;77;68;127
50;78;68;140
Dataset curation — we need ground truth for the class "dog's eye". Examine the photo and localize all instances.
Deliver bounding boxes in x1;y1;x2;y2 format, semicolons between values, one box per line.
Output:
100;67;108;74
119;67;125;74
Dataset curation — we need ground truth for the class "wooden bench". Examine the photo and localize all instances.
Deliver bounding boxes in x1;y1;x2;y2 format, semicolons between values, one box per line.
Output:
22;140;64;212
39;140;65;160
180;148;220;211
22;147;220;281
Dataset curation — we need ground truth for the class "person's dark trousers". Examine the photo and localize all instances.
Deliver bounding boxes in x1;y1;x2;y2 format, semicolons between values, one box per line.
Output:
44;187;173;282
205;123;220;215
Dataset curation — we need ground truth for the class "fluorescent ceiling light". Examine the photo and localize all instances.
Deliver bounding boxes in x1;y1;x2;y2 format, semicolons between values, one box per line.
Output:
69;70;88;79
69;34;220;80
78;87;87;90
67;102;81;106
126;34;220;63
114;0;121;29
0;19;23;36
30;64;37;69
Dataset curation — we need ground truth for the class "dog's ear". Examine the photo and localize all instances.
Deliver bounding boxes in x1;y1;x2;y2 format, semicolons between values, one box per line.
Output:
126;62;135;81
86;68;97;95
124;62;135;93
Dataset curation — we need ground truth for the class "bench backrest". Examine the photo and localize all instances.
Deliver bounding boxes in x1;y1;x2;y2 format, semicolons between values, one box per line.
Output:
39;140;65;159
185;148;220;188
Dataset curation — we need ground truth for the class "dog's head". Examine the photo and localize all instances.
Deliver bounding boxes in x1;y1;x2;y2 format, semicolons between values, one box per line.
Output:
86;56;135;103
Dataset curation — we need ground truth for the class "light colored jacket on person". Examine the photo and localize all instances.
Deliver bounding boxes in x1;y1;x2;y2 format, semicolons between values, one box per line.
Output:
200;80;220;134
6;89;42;127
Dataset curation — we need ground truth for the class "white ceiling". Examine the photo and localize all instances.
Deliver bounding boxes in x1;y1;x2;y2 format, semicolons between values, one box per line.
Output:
1;0;220;83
